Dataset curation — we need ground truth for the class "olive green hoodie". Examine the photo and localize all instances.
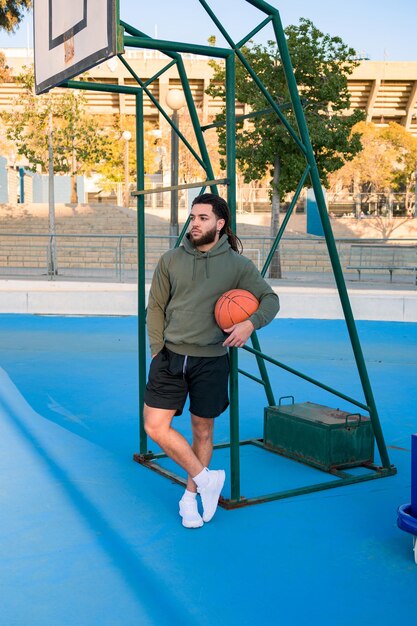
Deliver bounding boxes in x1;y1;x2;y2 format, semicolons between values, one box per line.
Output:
147;234;280;357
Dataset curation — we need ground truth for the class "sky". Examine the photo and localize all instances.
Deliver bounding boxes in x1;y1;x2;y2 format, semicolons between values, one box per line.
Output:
0;0;416;62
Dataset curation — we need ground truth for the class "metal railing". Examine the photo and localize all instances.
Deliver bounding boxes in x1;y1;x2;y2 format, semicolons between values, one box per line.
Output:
0;232;416;284
327;192;416;218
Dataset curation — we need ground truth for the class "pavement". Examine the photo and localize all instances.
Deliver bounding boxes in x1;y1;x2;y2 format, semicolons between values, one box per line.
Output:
0;314;416;625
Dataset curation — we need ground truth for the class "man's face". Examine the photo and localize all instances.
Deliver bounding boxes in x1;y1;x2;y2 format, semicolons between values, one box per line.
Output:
189;203;225;249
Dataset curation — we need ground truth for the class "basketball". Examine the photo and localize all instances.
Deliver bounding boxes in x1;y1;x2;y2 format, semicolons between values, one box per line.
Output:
214;289;259;331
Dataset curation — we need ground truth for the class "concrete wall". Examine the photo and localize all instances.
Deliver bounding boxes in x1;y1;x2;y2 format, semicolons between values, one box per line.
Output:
31;174;85;203
0;280;416;322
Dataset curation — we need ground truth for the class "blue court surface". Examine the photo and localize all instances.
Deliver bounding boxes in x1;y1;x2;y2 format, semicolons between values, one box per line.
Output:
1;314;416;625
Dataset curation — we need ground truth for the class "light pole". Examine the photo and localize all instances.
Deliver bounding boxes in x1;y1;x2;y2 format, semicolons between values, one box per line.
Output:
414;117;417;217
122;130;132;208
411;113;417;218
149;128;164;209
48;110;57;276
166;89;185;239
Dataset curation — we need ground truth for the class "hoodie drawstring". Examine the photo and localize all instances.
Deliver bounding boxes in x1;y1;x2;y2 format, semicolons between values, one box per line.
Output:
185;234;229;280
192;252;210;280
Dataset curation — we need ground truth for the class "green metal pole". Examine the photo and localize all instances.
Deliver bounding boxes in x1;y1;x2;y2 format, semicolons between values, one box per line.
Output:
250;332;276;406
224;38;277;415
64;80;140;95
269;12;391;469
175;58;218;194
261;165;310;277
144;60;177;87
236;16;273;48
226;53;237;225
255;166;309;404
118;55;207;170
120;22;217;194
197;1;305;151
123;34;230;58
225;52;240;501
229;347;240;501
201;102;296;131
198;0;236;48
234;48;306;155
136;91;147;455
243;344;370;411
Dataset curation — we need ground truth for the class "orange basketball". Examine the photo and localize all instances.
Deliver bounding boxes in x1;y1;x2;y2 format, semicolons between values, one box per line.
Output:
214;289;259;331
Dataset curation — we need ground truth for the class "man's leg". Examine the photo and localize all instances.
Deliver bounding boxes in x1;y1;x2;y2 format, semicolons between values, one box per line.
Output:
145;405;220;528
143;404;204;478
182;354;228;522
186;415;214;493
181;414;224;524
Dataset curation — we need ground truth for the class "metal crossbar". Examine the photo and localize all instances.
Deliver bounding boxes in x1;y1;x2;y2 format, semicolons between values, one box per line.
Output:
132;178;229;196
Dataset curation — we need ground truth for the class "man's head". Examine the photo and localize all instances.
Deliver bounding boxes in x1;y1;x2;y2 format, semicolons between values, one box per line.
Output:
190;194;242;253
189;197;226;250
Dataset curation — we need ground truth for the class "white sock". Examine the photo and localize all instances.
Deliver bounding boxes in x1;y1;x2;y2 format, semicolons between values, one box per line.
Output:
182;489;197;500
193;467;210;488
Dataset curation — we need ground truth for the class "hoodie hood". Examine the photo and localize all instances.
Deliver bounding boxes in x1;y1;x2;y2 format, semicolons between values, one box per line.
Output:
182;233;231;279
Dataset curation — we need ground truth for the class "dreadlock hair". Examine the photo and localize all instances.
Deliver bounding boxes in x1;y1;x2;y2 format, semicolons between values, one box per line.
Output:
191;193;243;254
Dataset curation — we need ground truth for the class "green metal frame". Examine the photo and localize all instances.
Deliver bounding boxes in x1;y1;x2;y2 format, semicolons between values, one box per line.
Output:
58;0;396;508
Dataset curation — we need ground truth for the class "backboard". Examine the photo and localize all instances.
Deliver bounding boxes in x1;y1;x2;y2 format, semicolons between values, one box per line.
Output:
34;0;119;94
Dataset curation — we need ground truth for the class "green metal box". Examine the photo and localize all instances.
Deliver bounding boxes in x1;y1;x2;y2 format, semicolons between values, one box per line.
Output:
263;401;374;471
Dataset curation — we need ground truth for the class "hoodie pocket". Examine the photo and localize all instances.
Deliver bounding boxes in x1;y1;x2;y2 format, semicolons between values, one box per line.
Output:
165;309;225;346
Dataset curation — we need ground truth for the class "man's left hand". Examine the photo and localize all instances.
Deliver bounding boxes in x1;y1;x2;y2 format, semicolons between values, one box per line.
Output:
222;320;255;348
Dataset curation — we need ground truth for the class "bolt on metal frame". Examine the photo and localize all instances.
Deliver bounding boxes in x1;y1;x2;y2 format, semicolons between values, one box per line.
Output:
59;0;395;508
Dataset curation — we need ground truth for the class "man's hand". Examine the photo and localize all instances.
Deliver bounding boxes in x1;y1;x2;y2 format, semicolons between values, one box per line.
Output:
222;320;255;348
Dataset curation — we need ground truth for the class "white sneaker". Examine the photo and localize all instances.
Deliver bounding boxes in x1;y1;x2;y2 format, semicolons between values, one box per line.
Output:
179;495;204;529
198;469;225;522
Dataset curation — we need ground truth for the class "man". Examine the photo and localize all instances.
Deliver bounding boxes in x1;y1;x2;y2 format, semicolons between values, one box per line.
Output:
144;193;280;528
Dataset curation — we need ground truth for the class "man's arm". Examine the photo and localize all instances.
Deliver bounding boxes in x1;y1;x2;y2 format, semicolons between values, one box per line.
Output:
147;255;171;356
237;258;280;329
223;258;279;348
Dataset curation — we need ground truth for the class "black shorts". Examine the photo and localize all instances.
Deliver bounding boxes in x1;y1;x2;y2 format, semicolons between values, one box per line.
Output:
144;346;230;418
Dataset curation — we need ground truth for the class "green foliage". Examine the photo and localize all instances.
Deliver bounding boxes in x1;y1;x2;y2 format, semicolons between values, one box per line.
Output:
1;66;114;176
0;0;31;32
95;116;159;186
380;123;417;193
206;18;364;200
332;121;417;196
0;50;11;81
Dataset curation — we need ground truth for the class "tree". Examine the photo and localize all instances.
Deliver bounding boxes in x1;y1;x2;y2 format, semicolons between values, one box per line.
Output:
1;66;114;202
381;123;417;211
0;52;13;155
0;0;31;32
0;51;11;81
330;122;417;208
330;122;398;196
94;114;161;201
207;18;364;276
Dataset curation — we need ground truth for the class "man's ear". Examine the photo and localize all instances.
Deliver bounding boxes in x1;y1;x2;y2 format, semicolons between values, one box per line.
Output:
217;218;226;232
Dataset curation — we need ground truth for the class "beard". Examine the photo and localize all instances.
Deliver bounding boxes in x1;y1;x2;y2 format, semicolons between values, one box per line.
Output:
189;225;218;247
